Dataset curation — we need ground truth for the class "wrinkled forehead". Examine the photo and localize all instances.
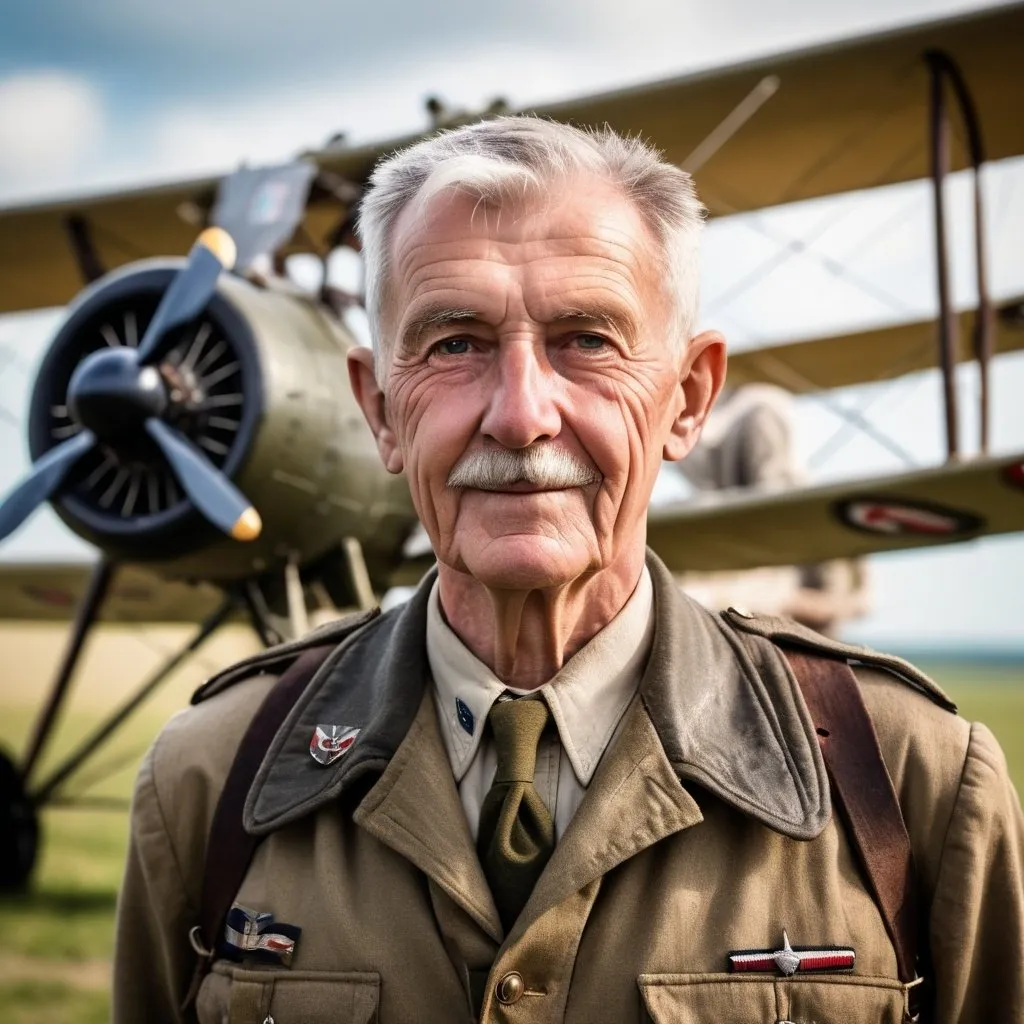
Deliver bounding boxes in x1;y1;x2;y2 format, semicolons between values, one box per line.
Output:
384;176;665;321
392;173;657;257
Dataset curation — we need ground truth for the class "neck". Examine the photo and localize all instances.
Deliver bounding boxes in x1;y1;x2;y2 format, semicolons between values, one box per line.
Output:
436;547;646;689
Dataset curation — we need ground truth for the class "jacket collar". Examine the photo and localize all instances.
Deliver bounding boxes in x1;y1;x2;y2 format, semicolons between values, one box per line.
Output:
640;553;830;840
245;550;829;841
244;569;435;834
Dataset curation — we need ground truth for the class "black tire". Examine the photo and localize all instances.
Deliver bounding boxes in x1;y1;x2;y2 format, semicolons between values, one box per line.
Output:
0;748;39;892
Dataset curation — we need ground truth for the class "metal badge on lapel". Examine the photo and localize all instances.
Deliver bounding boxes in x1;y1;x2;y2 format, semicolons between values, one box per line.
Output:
309;724;360;766
728;930;855;975
222;904;301;967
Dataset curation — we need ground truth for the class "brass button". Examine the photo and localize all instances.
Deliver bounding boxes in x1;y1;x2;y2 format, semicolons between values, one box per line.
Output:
495;971;525;1005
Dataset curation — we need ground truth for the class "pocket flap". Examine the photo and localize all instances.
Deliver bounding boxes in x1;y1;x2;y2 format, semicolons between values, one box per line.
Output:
201;964;380;1023
639;972;906;1023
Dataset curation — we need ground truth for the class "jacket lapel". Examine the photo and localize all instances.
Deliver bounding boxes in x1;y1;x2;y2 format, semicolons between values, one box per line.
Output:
516;551;832;933
515;695;702;935
355;691;503;942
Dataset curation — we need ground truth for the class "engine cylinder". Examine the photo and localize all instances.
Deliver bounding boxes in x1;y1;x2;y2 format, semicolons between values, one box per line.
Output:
29;261;416;583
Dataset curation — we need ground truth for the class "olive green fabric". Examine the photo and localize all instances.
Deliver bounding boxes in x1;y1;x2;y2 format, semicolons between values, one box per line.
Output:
477;698;555;931
113;551;1024;1023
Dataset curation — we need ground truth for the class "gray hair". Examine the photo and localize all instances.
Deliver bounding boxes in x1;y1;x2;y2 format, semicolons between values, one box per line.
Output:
357;115;706;384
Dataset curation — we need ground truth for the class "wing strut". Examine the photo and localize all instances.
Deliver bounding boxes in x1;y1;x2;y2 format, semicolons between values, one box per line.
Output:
681;75;780;175
19;558;115;783
30;592;236;806
925;49;993;458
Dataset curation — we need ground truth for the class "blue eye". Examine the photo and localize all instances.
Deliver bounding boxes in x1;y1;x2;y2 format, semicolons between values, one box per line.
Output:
437;338;471;355
576;334;606;350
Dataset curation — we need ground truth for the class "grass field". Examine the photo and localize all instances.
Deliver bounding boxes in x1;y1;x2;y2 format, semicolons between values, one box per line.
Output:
1;644;1022;1022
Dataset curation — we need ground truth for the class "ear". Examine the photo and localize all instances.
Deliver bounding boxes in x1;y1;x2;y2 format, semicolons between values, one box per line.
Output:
347;347;404;474
663;329;727;462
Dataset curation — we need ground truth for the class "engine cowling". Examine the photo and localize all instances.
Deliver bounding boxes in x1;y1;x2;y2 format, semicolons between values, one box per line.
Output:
28;262;416;583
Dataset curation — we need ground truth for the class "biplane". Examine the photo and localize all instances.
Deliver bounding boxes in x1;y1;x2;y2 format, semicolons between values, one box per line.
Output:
0;3;1022;889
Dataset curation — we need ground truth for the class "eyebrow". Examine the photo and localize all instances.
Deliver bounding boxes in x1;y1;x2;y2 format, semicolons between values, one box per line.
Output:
398;305;484;354
549;304;640;346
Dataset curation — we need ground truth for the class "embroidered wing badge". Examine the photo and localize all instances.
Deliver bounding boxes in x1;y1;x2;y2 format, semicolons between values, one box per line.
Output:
728;930;855;976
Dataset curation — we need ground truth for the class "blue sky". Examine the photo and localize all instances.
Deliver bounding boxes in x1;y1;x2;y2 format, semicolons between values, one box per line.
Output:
0;0;1021;647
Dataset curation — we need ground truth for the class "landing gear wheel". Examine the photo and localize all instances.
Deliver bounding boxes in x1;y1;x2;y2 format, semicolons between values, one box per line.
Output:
0;748;39;892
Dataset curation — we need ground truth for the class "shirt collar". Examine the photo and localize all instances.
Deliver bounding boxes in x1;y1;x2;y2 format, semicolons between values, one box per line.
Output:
427;568;655;786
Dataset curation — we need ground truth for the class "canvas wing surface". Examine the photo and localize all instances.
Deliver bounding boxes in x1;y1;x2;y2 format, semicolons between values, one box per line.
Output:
727;297;1024;393
0;561;230;622
647;452;1024;572
525;3;1024;216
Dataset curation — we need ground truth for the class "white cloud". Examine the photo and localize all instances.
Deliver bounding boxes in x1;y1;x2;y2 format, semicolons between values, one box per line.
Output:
0;72;105;188
141;44;603;181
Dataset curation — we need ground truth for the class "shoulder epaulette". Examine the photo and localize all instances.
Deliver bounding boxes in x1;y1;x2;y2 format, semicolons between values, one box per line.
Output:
720;607;957;714
191;607;381;705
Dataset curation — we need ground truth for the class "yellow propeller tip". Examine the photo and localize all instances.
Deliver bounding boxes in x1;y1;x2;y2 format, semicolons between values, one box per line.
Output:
230;507;262;542
196;227;237;271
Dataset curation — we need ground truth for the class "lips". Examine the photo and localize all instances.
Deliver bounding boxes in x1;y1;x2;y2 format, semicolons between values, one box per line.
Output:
473;481;581;494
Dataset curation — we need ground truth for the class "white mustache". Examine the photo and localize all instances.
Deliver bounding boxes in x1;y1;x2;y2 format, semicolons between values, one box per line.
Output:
446;446;600;491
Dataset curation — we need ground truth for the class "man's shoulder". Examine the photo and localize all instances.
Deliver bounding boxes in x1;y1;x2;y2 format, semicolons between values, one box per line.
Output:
718;604;957;715
714;603;975;807
147;672;279;811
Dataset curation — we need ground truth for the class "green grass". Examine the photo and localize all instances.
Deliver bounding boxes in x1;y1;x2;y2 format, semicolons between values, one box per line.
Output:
0;660;1022;1019
918;661;1024;788
0;981;110;1024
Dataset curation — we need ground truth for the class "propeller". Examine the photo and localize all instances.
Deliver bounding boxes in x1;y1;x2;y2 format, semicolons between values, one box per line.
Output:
135;229;237;366
0;430;96;543
145;420;261;541
0;228;262;545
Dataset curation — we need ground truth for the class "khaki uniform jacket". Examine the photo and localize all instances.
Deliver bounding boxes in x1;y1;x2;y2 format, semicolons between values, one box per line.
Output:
113;553;1024;1023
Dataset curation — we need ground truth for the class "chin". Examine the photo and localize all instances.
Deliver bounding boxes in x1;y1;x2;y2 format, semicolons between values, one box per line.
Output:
459;534;593;591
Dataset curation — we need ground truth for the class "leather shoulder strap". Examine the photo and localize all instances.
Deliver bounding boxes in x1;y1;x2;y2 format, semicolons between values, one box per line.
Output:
184;643;336;1009
783;648;918;984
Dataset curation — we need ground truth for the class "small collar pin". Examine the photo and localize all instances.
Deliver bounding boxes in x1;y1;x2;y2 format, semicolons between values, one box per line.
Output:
309;724;360;766
455;697;474;735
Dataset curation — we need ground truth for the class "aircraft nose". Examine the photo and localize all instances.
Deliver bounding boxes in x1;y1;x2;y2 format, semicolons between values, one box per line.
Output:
67;346;168;436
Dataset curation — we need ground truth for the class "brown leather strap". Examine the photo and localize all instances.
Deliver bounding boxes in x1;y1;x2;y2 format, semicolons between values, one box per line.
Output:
784;649;918;984
184;643;335;1009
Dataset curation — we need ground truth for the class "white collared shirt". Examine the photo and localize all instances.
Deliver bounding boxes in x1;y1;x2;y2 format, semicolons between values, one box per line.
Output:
427;568;655;841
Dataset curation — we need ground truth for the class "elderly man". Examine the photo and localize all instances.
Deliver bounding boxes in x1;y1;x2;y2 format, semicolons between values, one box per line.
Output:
114;117;1023;1023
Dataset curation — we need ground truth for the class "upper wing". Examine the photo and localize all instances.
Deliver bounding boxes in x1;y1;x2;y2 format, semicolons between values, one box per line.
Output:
2;4;1021;315
646;451;1024;572
727;296;1024;393
0;561;231;622
524;3;1024;216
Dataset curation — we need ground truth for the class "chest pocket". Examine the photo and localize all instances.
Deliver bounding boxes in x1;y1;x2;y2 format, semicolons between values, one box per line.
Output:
639;972;907;1024
197;964;380;1024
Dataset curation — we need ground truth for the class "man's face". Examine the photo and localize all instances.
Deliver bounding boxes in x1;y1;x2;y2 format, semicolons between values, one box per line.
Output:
354;175;722;591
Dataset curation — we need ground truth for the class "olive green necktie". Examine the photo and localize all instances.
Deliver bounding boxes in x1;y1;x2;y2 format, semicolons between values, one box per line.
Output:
477;697;555;931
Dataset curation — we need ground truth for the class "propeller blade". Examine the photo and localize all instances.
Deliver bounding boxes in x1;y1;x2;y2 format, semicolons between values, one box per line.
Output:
144;418;261;541
135;227;237;366
0;429;96;542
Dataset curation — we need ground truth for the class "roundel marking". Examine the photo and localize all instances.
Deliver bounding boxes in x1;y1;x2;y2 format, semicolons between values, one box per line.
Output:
1004;460;1024;491
22;586;75;608
834;497;983;537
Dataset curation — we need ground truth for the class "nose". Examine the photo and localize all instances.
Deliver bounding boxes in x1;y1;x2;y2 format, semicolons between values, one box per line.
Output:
479;342;562;449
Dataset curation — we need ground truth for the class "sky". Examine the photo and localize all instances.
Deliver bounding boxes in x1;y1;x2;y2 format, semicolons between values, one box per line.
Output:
0;0;1021;648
